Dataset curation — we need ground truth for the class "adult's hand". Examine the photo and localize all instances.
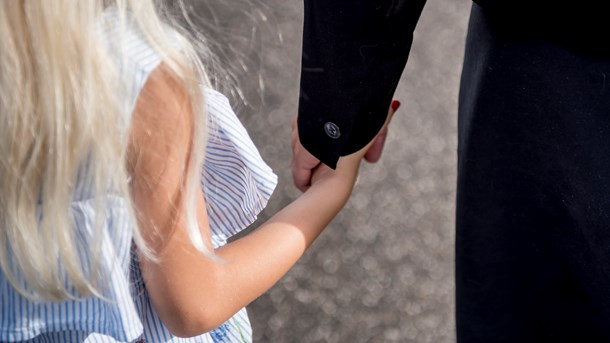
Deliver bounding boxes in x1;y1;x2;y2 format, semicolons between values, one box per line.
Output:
291;100;400;192
363;100;400;163
291;117;322;192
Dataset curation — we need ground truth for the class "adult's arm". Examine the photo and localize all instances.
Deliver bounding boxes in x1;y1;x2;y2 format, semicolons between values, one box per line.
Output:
298;0;426;169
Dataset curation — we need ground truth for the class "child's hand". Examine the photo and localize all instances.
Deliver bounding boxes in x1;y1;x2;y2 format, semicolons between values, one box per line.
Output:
309;100;399;189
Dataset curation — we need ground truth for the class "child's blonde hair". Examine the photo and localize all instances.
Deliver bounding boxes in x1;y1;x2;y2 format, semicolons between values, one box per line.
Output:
0;0;209;301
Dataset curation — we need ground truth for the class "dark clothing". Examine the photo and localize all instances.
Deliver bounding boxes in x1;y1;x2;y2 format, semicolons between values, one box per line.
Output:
457;5;610;342
298;0;425;168
298;0;609;168
299;0;610;341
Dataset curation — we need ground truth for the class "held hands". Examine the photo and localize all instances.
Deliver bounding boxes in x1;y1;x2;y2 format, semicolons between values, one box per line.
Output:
291;100;400;192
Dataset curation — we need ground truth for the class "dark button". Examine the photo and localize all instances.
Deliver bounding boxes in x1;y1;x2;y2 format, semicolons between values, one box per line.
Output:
324;122;341;139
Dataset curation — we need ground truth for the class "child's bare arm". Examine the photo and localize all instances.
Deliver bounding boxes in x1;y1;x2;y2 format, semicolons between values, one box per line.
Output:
129;64;393;337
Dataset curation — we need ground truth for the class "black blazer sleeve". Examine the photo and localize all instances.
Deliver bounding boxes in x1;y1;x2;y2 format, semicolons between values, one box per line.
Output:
298;0;426;168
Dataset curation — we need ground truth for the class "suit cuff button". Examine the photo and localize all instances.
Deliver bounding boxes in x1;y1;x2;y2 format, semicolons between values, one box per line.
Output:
324;122;341;139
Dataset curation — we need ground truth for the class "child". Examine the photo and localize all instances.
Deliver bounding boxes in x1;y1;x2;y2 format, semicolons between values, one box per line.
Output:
0;1;395;342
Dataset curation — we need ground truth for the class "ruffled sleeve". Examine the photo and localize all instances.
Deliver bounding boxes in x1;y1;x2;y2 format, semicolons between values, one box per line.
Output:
130;89;271;343
202;88;278;248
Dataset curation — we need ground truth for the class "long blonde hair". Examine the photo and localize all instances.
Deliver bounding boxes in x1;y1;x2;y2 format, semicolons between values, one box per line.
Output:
0;0;209;300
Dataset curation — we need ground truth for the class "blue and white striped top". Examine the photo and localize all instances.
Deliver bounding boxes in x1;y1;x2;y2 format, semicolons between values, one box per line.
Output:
0;11;277;343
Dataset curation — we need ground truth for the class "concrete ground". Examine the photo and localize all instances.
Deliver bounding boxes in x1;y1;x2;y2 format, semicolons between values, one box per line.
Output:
188;0;471;341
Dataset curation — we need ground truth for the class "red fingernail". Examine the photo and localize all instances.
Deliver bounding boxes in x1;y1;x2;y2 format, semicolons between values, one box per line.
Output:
391;100;401;111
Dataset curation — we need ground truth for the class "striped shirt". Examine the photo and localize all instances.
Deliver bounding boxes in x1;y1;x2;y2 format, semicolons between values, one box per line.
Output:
0;11;277;343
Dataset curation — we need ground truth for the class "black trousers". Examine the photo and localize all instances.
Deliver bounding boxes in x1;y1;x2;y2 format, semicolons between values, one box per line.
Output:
456;5;610;342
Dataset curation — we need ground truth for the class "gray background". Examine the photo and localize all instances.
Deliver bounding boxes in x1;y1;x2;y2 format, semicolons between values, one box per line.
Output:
188;0;471;341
